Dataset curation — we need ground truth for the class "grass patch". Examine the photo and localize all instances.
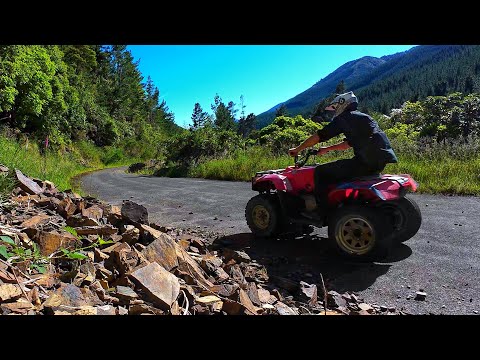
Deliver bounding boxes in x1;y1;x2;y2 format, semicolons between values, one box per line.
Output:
0;134;141;195
0;171;15;201
385;157;480;195
187;145;480;196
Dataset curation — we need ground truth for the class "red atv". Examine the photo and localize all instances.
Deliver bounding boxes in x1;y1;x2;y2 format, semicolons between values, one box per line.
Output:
245;149;422;261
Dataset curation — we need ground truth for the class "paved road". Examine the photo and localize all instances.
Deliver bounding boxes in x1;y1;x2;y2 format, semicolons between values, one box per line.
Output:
81;167;480;315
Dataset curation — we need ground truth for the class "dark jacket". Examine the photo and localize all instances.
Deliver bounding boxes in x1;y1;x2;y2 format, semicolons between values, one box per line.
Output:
317;109;398;170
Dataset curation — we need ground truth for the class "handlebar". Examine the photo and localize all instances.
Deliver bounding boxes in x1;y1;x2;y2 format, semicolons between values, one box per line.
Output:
294;148;318;168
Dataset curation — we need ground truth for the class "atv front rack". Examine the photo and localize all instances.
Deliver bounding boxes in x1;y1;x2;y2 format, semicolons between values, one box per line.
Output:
254;169;285;177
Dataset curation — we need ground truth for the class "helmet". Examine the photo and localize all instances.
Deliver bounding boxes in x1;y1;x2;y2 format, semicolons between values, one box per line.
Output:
325;91;358;116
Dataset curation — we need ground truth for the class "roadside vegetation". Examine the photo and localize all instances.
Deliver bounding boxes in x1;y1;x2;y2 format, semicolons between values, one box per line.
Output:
157;92;480;196
1;45;479;197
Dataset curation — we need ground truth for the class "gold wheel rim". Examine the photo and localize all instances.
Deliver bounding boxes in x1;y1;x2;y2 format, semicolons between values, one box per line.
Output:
252;205;270;230
336;216;375;255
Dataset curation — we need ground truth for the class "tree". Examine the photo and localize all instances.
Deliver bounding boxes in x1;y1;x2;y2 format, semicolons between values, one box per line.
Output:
310;80;349;122
145;76;160;123
214;102;236;131
0;45;179;150
238;113;257;137
311;96;334;122
0;45;78;138
105;45;145;123
275;103;288;117
211;94;236;131
227;101;238;121
211;93;222;113
191;102;209;129
239;95;246;119
155;99;177;134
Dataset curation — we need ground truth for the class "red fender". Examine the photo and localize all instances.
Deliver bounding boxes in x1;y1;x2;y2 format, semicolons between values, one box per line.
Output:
252;174;292;192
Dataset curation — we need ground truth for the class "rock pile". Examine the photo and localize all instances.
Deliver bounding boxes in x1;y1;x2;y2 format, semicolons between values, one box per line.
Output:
0;166;403;315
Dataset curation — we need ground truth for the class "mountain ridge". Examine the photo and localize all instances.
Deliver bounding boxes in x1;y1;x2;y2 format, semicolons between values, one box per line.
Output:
256;45;480;128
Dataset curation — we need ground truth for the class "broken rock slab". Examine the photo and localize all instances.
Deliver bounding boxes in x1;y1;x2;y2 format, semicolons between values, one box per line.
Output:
36;230;81;256
42;283;91;313
82;205;104;222
327;290;347;309
20;214;51;228
239;288;261;315
0;284;23;302
208;283;239;298
15;169;43;195
175;243;213;289
257;288;277;305
214;267;230;282
222;248;251;263
116;285;139;304
138;224;164;243
121;226;140;245
130;262;180;311
57;197;77;219
66;214;99;227
225;264;246;286
299;281;318;307
141;233;178;271
96;305;116;315
75;225;118;236
121;200;148;224
221;299;245;315
196;295;222;305
105;244;139;276
200;254;223;274
128;303;163;315
358;303;375;314
275;301;299;315
0;300;34;314
415;291;427;301
246;282;262;306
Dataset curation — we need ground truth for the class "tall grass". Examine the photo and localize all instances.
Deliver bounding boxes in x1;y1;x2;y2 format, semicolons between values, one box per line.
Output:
0;134;141;195
189;140;480;196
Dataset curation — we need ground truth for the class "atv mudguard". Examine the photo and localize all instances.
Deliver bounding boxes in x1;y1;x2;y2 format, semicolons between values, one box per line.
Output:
252;174;292;192
328;174;418;205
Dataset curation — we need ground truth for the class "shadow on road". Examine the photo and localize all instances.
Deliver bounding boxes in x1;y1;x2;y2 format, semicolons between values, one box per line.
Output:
211;232;412;294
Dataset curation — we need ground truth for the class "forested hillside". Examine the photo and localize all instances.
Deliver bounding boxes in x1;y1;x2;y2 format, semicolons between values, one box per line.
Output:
356;45;480;114
257;45;480;126
0;45;179;151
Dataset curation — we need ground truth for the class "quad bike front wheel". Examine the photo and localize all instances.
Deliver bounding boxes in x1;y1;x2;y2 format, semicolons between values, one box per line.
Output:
328;205;393;262
245;194;280;238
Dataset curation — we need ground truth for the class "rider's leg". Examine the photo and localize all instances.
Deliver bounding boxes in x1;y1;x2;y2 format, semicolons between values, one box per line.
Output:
314;158;378;210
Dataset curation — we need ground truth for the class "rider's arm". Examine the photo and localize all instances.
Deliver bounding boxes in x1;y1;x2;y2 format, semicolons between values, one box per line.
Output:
318;140;351;155
290;133;320;154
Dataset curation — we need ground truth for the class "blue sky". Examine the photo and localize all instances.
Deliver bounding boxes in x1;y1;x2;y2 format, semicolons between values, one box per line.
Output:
128;45;415;127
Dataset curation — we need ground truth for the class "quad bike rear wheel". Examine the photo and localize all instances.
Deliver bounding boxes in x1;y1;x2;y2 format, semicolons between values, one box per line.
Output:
245;194;280;238
391;196;422;243
328;205;393;261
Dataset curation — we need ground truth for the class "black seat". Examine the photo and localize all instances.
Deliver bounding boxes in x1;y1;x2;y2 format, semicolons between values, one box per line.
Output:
349;173;381;181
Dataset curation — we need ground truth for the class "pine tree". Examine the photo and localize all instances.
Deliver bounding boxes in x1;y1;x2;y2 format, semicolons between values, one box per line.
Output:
145;76;159;123
244;113;257;136
191;102;209;129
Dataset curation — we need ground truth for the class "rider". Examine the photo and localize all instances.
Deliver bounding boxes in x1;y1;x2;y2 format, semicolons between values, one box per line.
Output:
288;91;398;215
